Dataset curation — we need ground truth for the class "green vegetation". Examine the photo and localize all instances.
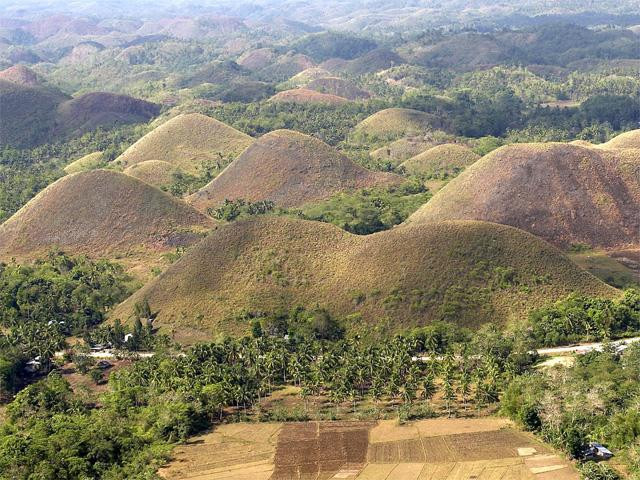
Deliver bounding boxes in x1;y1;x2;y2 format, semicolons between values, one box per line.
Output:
528;290;640;347
502;343;640;471
295;180;431;234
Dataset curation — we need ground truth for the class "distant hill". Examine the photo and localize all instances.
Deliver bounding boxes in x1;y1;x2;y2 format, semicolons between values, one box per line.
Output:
0;64;42;86
123;160;180;189
114;113;253;175
600;129;640;149
0;169;213;262
236;48;277;70
268;88;349;105
292;31;377;62
113;216;615;342
370;138;436;166
256;52;315;81
55;92;160;139
0;81;160;148
401;144;480;177
408;142;640;249
355;108;448;140
176;60;250;88
337;48;405;75
283;67;333;88
188;129;403;210
306;77;370;100
64;151;105;174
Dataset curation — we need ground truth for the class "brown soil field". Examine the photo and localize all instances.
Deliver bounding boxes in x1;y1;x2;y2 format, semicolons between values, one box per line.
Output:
0;169;214;269
112;216;615;342
187;129;402;210
408;143;640;249
113;113;253;175
158;423;281;480
159;419;577;480
269;88;350;105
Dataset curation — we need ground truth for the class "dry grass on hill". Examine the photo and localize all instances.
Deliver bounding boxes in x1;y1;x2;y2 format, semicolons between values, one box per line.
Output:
64;151;104;174
408;143;640;250
268;88;350;105
355;108;448;140
283;67;333;87
113;113;253;175
0;65;42;86
188;129;403;210
401;144;480;177
600;128;640;149
0;169;214;261
112;216;614;342
306;77;371;100
123;160;181;189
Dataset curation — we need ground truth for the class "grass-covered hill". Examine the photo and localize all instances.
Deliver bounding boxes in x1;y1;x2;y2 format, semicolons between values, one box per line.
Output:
113;113;254;175
600;128;640;149
0;64;42;86
268;88;349;105
63;151;105;174
408;142;640;249
291;31;377;62
354;108;448;140
370;137;437;166
123;160;180;189
306;77;370;100
113;216;615;342
0;169;214;261
0;79;69;147
0;80;159;147
187;129;403;210
400;143;480;177
55;92;160;139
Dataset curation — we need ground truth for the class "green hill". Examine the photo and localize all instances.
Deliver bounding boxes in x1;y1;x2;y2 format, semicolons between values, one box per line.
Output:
113;216;615;343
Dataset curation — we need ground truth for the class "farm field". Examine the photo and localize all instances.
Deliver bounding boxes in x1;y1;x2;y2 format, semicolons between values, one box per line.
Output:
159;418;578;480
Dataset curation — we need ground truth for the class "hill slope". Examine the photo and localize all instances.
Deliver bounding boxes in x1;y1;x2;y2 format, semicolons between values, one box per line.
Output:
401;144;480;177
306;77;370;100
601;129;640;149
408;143;640;249
64;151;105;174
55;92;160;138
0;169;214;260
268;88;349;105
114;113;254;175
0;65;42;86
355;108;447;139
188;129;403;210
113;216;615;342
123;160;180;189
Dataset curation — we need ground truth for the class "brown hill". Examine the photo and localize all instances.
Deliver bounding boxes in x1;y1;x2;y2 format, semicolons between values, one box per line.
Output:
56;92;160;138
237;48;277;70
188;129;403;210
306;77;370;100
600;129;640;149
0;79;69;147
401;144;480;177
0;65;41;86
114;113;253;175
123;160;181;189
0;169;213;261
408;143;640;249
355;108;448;140
284;67;333;88
112;216;615;342
268;88;349;105
370;138;436;166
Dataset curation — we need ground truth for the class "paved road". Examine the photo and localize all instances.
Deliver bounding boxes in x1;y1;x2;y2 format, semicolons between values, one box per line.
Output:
536;337;640;356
